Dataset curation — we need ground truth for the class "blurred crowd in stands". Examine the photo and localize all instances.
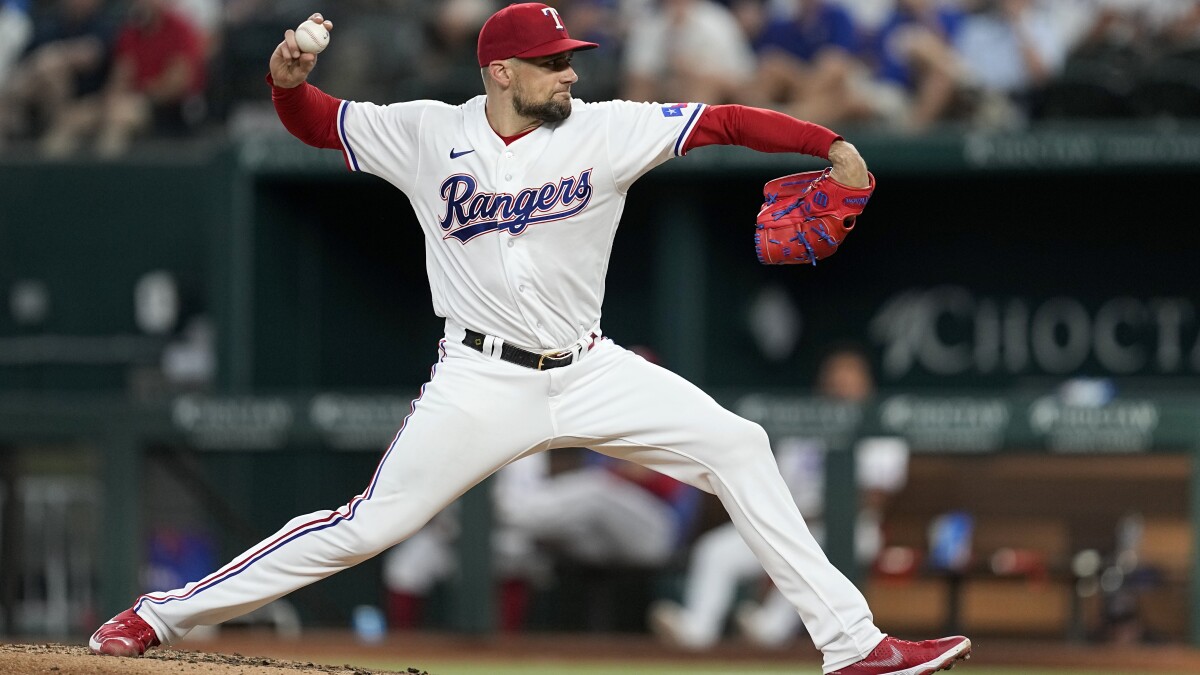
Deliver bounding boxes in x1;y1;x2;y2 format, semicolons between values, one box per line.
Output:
3;0;1200;158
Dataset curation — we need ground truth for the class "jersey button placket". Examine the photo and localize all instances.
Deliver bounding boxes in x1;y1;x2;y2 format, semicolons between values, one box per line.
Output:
497;147;536;335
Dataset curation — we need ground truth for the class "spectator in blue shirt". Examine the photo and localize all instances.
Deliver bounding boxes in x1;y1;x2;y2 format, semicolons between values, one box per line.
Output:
740;0;875;126
756;0;859;60
867;0;968;132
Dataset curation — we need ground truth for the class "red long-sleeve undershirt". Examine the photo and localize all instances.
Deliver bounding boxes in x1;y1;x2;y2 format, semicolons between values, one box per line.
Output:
270;77;343;149
682;104;840;158
269;77;841;159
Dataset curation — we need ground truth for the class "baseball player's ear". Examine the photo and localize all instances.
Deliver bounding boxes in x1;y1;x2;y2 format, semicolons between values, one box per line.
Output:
488;61;513;87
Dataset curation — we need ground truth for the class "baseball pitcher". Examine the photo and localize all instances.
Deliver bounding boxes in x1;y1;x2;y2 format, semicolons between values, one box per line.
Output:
90;5;970;674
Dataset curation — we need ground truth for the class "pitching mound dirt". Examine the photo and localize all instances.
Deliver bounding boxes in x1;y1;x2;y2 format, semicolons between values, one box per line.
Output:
0;643;428;675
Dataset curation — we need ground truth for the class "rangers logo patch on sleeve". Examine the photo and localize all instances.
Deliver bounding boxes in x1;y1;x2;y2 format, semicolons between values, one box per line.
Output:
661;103;687;117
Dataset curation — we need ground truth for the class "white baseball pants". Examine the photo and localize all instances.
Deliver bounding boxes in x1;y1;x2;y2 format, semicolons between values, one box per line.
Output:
134;335;884;672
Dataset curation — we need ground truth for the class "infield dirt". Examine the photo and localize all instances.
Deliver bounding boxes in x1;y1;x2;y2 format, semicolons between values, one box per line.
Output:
0;643;425;675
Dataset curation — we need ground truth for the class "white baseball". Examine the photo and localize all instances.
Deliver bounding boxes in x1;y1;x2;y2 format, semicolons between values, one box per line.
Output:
295;21;329;54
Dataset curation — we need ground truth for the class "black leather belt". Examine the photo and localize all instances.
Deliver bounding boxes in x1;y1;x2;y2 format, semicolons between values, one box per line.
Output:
463;329;575;370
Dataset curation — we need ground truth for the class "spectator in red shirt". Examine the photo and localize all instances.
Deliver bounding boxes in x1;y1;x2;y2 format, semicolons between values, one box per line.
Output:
42;0;207;158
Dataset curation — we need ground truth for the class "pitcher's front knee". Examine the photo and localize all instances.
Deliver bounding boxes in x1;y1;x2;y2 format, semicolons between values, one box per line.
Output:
701;417;772;468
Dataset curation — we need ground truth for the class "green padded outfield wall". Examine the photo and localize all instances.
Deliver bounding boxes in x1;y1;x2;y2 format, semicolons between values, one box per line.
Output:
0;160;214;390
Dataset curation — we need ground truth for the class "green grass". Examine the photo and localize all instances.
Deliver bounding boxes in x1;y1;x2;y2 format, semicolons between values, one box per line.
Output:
351;660;1149;675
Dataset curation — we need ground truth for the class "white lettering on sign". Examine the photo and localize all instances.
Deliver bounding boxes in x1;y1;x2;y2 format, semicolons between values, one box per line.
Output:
869;287;1200;379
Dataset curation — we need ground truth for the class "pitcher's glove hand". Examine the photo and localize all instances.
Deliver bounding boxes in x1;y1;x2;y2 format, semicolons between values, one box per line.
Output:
754;168;876;265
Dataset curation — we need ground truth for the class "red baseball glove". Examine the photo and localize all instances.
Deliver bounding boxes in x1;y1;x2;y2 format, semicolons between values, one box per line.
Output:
754;168;876;265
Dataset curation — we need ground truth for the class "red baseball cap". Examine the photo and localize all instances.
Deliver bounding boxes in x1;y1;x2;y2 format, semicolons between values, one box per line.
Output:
477;3;599;67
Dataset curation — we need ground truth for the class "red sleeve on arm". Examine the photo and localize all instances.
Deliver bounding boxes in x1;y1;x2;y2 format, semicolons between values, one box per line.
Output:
682;104;841;159
267;74;343;150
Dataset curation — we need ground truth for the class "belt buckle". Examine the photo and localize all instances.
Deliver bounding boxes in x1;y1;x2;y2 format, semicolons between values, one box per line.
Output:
537;350;571;370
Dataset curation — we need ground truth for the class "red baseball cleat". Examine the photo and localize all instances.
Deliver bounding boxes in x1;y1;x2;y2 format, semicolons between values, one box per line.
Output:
89;608;161;657
830;635;972;675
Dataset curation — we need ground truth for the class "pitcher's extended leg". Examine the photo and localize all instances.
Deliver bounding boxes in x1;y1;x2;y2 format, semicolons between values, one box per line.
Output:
134;341;555;645
560;343;883;672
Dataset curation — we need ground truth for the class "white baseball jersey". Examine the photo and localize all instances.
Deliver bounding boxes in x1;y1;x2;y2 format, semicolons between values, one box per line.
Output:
336;95;707;350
